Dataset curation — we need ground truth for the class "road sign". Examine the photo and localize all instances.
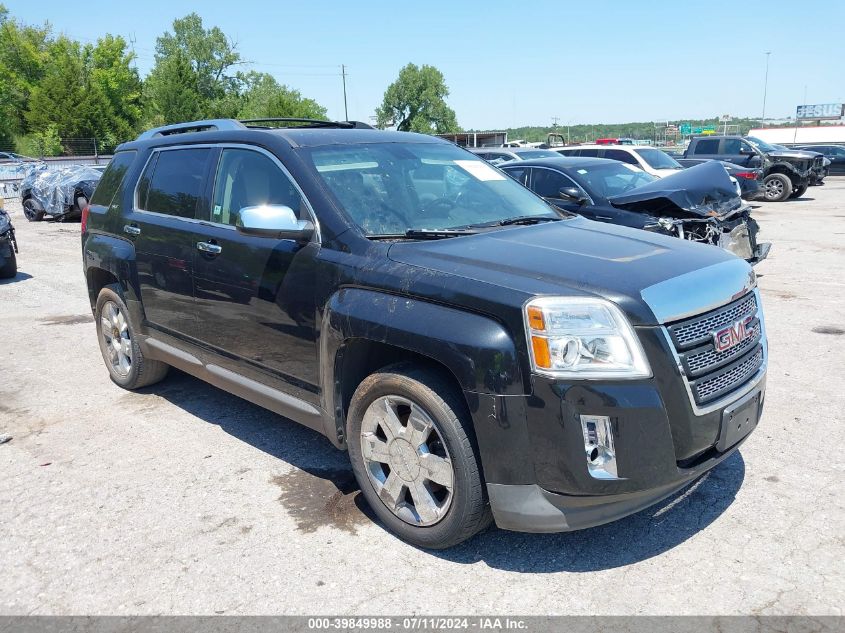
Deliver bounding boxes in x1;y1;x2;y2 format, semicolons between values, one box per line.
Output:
796;103;843;120
679;123;692;135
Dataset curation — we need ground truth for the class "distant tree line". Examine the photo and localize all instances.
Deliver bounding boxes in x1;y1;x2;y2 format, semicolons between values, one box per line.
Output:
497;118;772;145
0;6;327;156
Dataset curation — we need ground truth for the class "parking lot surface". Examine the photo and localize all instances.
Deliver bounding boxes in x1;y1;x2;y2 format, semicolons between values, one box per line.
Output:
1;183;843;616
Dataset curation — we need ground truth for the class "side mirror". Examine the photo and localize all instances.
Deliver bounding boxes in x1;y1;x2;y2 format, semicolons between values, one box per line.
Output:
739;147;756;155
236;205;314;242
558;186;587;204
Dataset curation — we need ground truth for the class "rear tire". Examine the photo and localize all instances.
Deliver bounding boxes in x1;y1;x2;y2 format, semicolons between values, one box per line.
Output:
789;183;808;199
95;284;169;389
22;199;44;222
0;247;16;279
347;363;492;549
762;173;792;202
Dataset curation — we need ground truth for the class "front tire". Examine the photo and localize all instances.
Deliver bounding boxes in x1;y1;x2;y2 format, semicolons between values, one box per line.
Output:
762;173;792;202
95;284;169;389
790;183;808;199
22;199;44;222
347;364;492;549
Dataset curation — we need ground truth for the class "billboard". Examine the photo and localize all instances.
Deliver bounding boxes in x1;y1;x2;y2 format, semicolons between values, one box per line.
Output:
796;103;843;120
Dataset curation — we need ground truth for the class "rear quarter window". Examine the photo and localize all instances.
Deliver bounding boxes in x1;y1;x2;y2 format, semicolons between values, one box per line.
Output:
89;151;137;208
693;139;720;155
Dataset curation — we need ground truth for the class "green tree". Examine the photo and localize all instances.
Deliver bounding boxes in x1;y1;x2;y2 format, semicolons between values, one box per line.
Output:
143;49;202;125
237;72;327;120
0;4;50;139
144;13;242;122
15;123;62;156
88;35;142;140
376;63;459;133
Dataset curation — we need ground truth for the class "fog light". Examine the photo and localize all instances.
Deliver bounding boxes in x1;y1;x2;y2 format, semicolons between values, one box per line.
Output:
580;415;620;479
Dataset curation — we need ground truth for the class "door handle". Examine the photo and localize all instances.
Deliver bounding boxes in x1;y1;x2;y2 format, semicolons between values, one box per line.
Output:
197;241;222;255
123;224;141;236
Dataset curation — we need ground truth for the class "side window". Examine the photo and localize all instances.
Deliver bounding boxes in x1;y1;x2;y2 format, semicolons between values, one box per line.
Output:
503;166;528;185
723;139;741;154
578;148;600;157
531;168;575;198
603;149;639;165
90;151;136;209
210;148;305;226
141;148;211;218
693;139;720;155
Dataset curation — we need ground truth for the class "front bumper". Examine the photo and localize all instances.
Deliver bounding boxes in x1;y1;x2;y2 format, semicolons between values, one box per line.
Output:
467;324;766;534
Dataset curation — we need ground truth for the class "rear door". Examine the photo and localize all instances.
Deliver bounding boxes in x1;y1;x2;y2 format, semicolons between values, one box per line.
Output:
125;146;212;337
191;146;320;401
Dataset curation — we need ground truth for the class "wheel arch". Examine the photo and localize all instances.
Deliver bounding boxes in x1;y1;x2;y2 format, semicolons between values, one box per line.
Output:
768;162;803;187
320;287;523;448
83;233;141;320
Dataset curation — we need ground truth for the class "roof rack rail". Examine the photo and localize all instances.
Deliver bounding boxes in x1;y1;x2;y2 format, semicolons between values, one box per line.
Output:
136;119;246;140
240;118;374;130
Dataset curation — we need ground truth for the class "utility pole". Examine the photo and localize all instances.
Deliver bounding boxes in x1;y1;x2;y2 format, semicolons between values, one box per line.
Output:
551;116;560;128
341;64;349;121
761;52;771;127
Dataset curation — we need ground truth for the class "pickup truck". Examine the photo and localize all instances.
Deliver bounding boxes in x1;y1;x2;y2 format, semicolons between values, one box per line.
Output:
82;118;768;548
684;135;823;202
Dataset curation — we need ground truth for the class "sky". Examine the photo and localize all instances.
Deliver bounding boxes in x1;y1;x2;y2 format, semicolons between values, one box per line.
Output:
6;0;845;129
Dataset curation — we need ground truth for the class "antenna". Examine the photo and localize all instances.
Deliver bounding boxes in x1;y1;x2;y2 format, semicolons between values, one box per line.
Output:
341;64;349;121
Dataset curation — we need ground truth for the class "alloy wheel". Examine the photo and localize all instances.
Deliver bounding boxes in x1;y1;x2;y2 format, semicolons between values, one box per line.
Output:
765;178;784;199
360;395;454;526
100;301;132;376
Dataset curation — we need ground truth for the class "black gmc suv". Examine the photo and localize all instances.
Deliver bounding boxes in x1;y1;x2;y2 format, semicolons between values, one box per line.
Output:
81;118;768;549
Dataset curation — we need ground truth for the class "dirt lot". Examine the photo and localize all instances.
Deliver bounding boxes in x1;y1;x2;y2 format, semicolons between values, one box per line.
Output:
1;182;843;616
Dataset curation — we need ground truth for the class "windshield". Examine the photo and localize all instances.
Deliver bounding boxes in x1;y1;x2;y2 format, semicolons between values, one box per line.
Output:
745;136;777;153
634;148;682;170
304;142;558;236
567;162;656;198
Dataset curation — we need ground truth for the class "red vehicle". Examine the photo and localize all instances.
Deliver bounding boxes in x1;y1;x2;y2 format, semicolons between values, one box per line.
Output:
595;138;618;145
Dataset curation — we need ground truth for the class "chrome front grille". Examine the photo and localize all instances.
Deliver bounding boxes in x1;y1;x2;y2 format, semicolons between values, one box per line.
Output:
669;294;757;349
666;291;765;407
685;323;761;376
693;347;764;403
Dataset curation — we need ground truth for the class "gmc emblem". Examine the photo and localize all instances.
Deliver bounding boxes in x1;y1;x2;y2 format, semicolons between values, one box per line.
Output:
713;316;755;352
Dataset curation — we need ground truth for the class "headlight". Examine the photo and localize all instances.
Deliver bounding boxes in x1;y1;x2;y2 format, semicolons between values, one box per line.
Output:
524;297;651;379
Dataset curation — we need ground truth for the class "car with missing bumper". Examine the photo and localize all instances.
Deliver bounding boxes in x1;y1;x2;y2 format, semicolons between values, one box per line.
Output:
81;118;768;549
502;157;770;264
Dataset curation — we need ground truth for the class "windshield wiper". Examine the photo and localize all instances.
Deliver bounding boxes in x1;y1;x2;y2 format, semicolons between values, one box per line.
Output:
460;215;564;229
405;229;477;239
368;228;477;241
497;215;563;226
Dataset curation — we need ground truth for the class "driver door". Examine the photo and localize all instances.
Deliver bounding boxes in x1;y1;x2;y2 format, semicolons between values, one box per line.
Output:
191;146;319;402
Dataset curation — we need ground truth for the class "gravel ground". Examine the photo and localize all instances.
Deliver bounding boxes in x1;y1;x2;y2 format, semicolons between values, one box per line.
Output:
1;182;843;616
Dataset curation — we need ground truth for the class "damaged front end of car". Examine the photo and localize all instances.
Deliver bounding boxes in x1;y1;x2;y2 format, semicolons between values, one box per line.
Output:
608;161;771;265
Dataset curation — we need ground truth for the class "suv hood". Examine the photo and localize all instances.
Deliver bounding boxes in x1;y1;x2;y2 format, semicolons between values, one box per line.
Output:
387;217;742;325
608;161;742;218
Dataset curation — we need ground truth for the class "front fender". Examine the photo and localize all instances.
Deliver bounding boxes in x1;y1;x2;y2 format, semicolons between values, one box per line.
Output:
321;287;522;396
